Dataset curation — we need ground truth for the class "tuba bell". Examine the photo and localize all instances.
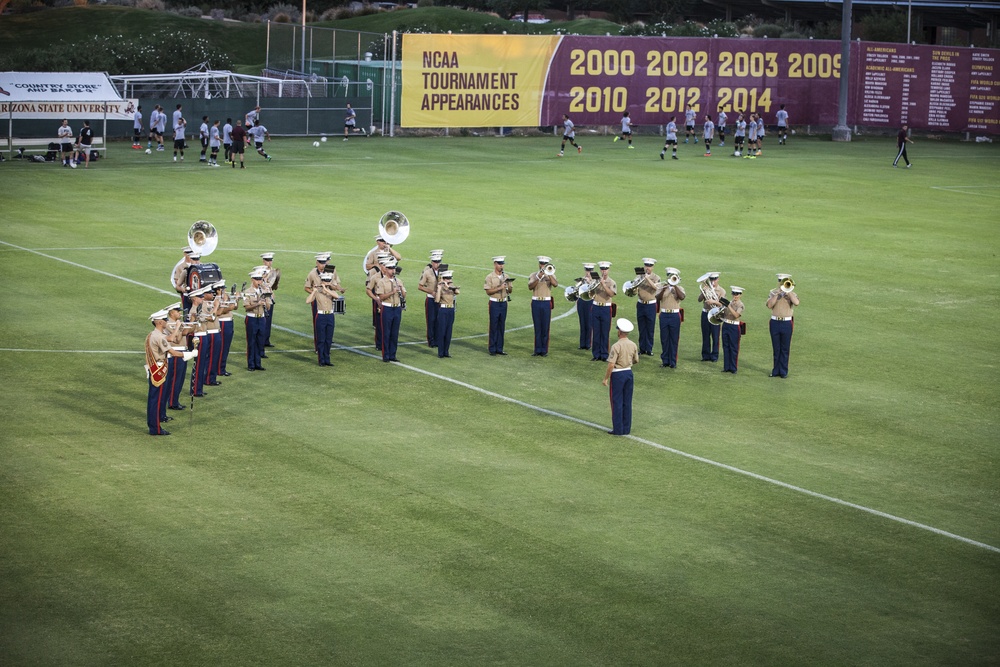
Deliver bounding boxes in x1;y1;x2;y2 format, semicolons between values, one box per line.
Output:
188;220;218;256
623;267;646;297
378;211;410;245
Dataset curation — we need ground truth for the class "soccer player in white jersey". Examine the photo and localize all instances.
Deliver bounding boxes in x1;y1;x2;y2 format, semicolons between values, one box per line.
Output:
702;114;715;156
660;115;679;160
245;105;260;128
733;113;746;157
745;114;758;159
199;115;209;162
173;117;186;162
716;108;728;147
132;105;143;148
249;121;272;161
684;105;697;143
147;106;159;149
155;105;167;151
613;111;634;148
222;118;233;164
208;119;221;167
558;114;582;156
776;104;789;144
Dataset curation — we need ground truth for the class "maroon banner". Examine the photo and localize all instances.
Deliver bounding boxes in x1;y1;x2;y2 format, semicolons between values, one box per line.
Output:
536;36;999;133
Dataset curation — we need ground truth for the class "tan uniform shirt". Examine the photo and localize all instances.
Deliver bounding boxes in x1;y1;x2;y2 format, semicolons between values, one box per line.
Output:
419;265;439;298
636;271;661;302
724;299;745;321
374;275;405;306
164;319;187;346
767;289;799;318
484;271;510;300
436;282;457;307
592;277;617;305
658;284;686;311
146;328;170;364
310;284;338;312
189;300;214;334
305;267;335;293
264;266;280;291
173;261;192;292
607;337;639;370
244;287;271;317
529;271;556;298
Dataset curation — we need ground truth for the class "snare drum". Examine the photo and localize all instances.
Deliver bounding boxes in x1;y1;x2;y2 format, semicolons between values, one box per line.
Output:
332;298;346;314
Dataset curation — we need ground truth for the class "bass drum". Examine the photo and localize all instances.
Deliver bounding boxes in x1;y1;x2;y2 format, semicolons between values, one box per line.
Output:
187;263;223;291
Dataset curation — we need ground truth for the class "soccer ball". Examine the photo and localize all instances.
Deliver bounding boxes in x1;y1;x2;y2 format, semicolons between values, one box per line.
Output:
734;150;741;157
313;141;320;147
791;129;796;135
320;136;328;143
145;148;152;154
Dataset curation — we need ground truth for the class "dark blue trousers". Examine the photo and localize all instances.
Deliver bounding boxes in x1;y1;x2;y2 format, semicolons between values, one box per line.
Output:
609;369;634;435
577;298;593;349
147;374;167;434
531;299;551;355
591;304;612;360
659;311;681;367
381;305;402;360
722;322;741;373
192;335;209;394
245;316;265;369
769;318;793;377
206;331;221;382
316;313;334;365
701;311;720;361
219;319;234;374
436;307;454;357
425;297;439;347
636;302;656;354
166;354;187;408
373;300;383;351
488;300;507;354
263;302;274;346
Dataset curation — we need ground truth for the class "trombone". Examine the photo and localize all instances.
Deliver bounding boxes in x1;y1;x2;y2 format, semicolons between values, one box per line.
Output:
779;277;796;293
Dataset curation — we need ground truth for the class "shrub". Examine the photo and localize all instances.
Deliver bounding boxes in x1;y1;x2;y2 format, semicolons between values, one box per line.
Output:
753;23;784;39
416;0;433;6
135;0;165;9
264;3;301;22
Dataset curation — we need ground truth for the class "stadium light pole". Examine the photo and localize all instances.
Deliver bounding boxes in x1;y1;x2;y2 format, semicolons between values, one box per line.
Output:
301;0;307;73
906;0;912;44
832;0;853;142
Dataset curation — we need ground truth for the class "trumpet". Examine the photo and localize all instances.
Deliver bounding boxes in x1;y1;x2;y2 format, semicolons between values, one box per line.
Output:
666;273;681;286
779;277;796;293
542;263;556;277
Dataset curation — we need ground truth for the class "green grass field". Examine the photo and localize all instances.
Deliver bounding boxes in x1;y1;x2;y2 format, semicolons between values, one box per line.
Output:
1;134;998;665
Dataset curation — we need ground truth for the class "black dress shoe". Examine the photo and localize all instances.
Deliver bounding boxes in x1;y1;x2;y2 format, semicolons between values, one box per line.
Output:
578;346;589;350
498;351;508;355
256;367;266;371
207;381;222;386
532;352;540;356
192;393;205;397
540;353;547;357
160;416;173;422
221;372;232;377
264;343;275;348
591;357;601;361
247;368;256;372
489;352;496;356
607;430;617;435
168;405;186;411
261;354;268;359
383;358;391;363
152;430;171;436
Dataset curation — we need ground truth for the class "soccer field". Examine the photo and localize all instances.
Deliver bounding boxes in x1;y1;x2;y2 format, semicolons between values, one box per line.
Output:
1;134;998;665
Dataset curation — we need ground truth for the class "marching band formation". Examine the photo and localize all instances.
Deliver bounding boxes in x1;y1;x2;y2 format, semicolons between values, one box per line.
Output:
144;216;800;436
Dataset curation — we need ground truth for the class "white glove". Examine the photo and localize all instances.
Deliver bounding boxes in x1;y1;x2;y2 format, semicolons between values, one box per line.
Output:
183;350;199;361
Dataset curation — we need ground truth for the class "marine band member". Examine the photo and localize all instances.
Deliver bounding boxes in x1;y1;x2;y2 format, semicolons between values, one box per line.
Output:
484;255;511;356
635;258;660;355
698;271;726;362
164;302;195;412
767;273;799;378
577;262;596;350
656;267;685;369
602;318;639;436
364;235;401;272
590;261;616;362
187;285;215;396
418;249;443;348
146;309;194;436
721;286;744;374
435;269;458;358
260;252;280;348
245;268;273;371
366;253;391;351
373;259;405;362
305;253;333;352
306;271;341;367
528;255;558;357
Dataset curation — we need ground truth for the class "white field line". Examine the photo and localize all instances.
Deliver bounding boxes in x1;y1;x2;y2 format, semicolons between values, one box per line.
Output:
930;185;1000;198
3;239;997;555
